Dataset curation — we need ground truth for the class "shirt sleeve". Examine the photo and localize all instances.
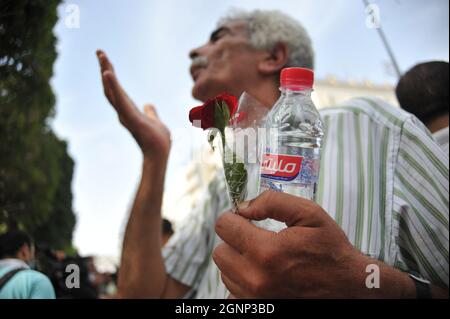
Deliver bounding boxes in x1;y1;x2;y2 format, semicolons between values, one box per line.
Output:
162;175;229;293
393;115;449;288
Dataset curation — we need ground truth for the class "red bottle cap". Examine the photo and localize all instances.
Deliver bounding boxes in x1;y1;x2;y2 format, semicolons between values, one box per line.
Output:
280;67;314;90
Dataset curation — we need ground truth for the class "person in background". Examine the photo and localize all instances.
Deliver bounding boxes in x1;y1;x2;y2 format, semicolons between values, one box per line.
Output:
396;61;449;153
0;230;55;299
162;218;174;247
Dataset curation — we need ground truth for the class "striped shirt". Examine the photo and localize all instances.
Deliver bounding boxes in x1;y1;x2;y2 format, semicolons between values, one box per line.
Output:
433;126;449;154
162;97;449;298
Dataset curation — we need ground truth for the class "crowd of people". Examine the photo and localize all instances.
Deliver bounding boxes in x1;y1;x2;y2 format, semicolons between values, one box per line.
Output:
0;217;176;298
1;8;448;299
0;230;114;298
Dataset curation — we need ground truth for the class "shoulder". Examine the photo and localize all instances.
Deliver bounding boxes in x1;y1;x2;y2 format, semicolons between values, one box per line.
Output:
19;270;55;298
17;269;52;288
320;96;444;159
0;269;55;299
19;269;50;282
319;96;413;130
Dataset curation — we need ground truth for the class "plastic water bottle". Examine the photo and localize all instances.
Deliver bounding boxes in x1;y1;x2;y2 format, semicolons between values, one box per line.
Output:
259;67;324;202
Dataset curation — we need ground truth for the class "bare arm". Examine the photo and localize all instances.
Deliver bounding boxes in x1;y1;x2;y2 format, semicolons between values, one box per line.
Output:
97;50;190;298
117;159;190;298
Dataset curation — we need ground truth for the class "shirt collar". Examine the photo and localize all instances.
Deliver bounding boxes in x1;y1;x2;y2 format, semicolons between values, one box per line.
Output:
0;258;30;270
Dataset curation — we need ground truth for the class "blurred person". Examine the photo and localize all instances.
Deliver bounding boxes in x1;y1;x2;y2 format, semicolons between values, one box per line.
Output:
162;218;174;247
96;9;448;298
78;256;100;299
33;245;96;299
0;230;55;299
396;61;449;153
86;256;101;287
97;272;117;298
54;250;66;262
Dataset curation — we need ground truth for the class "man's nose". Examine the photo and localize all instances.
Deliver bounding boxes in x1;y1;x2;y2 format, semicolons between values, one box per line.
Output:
189;44;207;60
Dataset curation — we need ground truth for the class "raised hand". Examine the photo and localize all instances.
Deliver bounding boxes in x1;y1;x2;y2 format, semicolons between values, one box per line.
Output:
96;50;171;161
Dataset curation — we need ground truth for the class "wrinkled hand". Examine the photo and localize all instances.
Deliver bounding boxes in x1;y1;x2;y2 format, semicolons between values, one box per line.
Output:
213;191;371;299
96;50;171;161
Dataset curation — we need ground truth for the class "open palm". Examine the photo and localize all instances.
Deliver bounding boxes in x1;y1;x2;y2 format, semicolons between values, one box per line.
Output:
97;50;171;161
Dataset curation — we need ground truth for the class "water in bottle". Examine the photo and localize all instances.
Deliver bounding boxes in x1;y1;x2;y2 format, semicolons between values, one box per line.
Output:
259;67;324;202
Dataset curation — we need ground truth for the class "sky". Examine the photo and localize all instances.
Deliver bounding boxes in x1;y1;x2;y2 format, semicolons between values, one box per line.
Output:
50;0;449;258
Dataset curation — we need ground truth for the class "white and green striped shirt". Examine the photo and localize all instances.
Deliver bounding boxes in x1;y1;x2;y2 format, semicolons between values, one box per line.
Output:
163;97;449;298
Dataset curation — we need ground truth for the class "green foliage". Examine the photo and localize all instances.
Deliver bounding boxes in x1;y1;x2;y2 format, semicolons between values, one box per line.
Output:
0;0;76;249
223;149;248;210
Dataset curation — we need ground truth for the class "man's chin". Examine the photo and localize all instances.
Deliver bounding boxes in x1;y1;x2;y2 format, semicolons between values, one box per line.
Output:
192;82;215;102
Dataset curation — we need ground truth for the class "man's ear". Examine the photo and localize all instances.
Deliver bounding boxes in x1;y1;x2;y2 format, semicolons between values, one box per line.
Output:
258;42;289;75
16;243;30;260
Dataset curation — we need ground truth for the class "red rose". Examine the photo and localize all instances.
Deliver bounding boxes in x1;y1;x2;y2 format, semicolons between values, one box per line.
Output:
189;93;238;131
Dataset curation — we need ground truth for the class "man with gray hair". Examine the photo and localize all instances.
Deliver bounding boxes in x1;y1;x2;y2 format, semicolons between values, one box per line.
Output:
97;9;448;298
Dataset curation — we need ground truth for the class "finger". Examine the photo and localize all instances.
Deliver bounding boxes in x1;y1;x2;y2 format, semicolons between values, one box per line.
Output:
100;70;116;105
215;212;275;255
144;104;159;121
96;51;116;105
221;273;250;299
97;52;118;95
103;70;141;125
96;50;114;73
213;243;255;286
97;53;144;128
238;190;328;228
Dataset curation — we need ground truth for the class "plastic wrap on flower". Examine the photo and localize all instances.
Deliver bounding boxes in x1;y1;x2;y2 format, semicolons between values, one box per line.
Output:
221;133;248;209
189;92;269;211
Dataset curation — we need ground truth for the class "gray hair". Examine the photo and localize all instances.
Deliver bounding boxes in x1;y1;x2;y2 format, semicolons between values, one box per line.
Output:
219;9;314;69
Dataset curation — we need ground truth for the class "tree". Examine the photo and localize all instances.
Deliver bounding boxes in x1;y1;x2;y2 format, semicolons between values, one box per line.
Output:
0;0;76;250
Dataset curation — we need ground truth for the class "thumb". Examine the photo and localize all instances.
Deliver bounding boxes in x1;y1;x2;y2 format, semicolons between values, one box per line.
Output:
237;191;328;227
144;104;159;120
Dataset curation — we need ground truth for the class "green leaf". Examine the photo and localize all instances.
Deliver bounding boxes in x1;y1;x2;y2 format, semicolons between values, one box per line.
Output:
223;146;248;210
209;99;247;210
221;100;231;123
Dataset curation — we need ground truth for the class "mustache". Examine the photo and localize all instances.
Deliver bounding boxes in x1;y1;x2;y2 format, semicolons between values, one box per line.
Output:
191;56;209;69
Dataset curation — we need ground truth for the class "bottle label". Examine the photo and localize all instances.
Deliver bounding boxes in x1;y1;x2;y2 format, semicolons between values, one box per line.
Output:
261;153;303;181
261;152;320;184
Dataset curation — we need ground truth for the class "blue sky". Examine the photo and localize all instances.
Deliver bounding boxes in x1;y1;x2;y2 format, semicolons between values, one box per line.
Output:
50;0;449;257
